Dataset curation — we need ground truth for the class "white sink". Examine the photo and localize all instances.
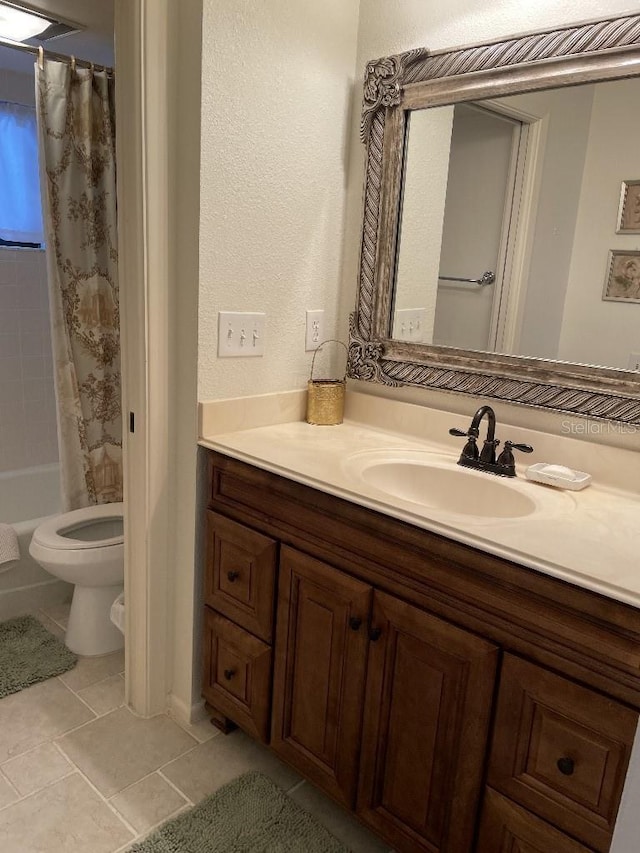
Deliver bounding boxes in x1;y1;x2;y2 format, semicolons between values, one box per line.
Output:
343;449;575;522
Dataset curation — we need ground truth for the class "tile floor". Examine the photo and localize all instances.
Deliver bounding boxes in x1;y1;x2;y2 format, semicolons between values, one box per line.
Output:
0;602;390;852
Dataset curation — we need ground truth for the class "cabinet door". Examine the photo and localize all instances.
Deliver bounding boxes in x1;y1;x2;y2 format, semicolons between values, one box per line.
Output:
357;591;498;853
271;546;372;808
477;788;595;853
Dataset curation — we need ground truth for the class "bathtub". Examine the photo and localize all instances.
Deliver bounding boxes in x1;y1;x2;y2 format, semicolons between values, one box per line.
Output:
0;464;72;619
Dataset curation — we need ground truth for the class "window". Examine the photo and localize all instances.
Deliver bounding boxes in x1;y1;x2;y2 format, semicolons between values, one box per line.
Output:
0;100;44;247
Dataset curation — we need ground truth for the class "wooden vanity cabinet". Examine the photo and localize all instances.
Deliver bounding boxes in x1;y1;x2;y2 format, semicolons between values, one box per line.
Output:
203;451;640;853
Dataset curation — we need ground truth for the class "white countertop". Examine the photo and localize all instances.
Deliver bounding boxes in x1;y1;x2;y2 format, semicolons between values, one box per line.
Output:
199;399;640;608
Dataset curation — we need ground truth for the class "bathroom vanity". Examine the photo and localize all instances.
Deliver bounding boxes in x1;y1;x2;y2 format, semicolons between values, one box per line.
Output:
197;11;640;850
199;408;640;853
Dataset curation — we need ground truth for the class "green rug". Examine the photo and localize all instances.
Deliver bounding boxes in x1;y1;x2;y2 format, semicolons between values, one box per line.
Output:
0;614;77;698
128;771;349;853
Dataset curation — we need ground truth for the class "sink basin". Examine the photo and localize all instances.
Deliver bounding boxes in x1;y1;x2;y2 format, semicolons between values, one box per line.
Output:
344;449;574;521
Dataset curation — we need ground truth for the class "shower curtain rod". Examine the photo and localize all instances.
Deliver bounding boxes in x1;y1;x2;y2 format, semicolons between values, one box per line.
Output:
0;36;113;73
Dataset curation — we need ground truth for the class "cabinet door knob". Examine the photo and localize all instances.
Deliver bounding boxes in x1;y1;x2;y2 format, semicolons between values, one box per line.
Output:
227;570;240;582
369;627;382;642
223;668;236;681
349;617;362;631
557;756;575;776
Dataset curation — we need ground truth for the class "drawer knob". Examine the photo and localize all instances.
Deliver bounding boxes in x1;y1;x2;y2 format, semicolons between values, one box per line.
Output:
557;757;575;776
223;668;236;681
227;571;240;582
369;627;382;642
349;617;362;631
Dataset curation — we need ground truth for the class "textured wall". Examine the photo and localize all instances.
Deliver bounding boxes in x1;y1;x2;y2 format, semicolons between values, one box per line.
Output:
197;0;360;400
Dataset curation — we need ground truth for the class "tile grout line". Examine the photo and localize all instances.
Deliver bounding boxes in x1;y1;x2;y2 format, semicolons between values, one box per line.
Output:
0;765;21;799
155;768;195;806
0;769;77;814
286;778;306;795
122;801;194;848
50;742;139;840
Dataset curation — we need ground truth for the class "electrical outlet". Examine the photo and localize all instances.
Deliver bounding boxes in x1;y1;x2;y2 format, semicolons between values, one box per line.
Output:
394;308;428;342
305;309;325;351
218;312;266;357
629;352;640;371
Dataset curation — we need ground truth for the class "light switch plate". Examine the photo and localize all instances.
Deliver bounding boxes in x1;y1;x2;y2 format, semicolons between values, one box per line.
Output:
393;308;428;342
218;312;266;357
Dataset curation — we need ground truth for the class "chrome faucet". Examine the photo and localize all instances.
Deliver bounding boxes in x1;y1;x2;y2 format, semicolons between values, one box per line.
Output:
449;405;533;477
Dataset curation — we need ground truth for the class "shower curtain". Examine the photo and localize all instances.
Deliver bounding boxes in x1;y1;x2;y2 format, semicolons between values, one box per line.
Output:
36;60;122;511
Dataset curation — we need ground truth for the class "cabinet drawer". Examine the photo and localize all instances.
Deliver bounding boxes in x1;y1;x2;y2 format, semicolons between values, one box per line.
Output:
204;511;277;642
202;609;272;742
489;654;637;852
477;788;595;853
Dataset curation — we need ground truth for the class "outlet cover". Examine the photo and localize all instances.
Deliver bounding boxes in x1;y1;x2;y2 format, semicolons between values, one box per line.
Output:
305;309;325;351
218;312;266;357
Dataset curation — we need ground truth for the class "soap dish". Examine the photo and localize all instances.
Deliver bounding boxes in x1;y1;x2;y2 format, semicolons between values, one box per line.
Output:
525;463;592;491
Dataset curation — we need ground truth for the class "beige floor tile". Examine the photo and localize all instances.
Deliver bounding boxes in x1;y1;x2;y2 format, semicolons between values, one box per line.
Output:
0;773;133;853
1;742;72;797
57;707;197;797
0;772;18;808
32;610;65;640
172;714;220;744
290;781;391;853
39;601;71;629
77;674;126;715
110;772;189;833
59;649;125;691
161;728;301;804
0;679;95;762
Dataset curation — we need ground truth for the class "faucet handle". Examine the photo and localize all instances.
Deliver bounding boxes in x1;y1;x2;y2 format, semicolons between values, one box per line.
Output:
496;440;534;476
505;441;534;454
449;427;479;461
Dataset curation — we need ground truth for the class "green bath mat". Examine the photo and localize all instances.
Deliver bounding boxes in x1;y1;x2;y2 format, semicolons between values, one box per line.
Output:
128;771;349;853
0;614;77;698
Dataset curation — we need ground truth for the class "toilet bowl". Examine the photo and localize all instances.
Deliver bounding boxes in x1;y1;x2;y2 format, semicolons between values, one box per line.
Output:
30;503;125;656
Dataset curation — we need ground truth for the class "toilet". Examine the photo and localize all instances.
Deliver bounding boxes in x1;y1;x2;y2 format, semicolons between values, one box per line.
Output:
29;503;125;656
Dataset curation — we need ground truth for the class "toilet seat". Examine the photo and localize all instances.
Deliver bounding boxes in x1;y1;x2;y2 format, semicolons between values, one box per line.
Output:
31;503;124;551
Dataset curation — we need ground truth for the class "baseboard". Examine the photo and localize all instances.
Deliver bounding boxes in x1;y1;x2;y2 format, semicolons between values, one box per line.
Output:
168;693;207;725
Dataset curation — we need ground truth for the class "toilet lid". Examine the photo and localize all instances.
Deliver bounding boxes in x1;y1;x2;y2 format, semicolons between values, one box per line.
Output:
32;502;125;550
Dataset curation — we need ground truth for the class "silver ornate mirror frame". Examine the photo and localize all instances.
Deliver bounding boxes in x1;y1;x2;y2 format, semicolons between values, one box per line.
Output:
347;12;640;423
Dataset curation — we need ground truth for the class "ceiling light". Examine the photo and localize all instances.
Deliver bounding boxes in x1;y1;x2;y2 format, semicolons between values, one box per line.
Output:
0;2;52;42
0;2;82;44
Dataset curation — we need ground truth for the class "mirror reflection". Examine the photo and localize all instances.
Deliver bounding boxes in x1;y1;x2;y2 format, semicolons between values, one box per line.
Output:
391;77;640;371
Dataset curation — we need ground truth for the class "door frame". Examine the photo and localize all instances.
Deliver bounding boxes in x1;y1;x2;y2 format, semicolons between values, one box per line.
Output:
114;0;201;720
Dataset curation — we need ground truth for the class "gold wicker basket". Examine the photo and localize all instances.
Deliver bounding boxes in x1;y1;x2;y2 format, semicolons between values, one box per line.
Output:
306;340;348;425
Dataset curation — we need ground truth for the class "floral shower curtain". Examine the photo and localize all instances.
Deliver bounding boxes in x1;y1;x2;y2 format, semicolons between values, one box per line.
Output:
36;60;122;511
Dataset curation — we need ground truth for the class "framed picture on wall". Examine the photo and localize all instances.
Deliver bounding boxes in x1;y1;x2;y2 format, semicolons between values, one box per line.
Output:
616;180;640;233
603;250;640;302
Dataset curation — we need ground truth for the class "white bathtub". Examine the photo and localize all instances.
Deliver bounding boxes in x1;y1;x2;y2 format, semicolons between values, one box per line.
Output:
0;464;72;619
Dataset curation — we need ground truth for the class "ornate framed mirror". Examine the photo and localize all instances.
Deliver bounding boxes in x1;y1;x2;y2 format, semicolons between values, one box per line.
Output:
347;12;640;423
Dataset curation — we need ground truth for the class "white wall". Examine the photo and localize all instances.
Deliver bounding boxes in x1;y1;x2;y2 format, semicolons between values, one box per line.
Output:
197;0;361;401
559;78;640;369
